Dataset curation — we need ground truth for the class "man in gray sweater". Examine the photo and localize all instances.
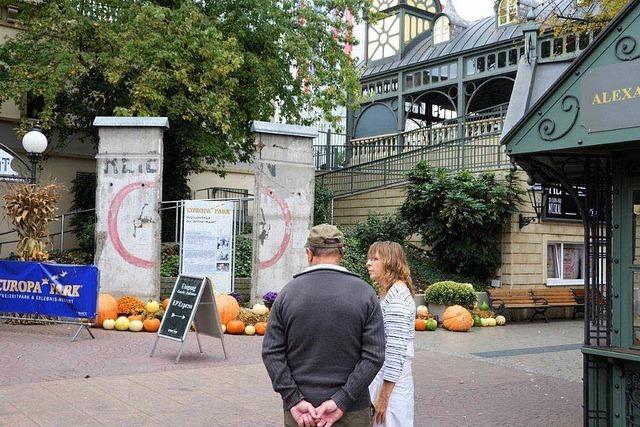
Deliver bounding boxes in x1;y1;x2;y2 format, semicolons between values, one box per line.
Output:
262;224;386;427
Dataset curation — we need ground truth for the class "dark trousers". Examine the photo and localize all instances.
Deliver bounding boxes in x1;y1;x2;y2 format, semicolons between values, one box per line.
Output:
284;407;373;427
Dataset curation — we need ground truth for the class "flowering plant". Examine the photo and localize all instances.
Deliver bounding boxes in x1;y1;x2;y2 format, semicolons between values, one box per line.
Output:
229;291;243;305
262;291;278;306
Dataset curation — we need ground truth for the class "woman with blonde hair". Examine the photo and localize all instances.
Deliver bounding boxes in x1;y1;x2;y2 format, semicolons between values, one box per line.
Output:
367;241;416;427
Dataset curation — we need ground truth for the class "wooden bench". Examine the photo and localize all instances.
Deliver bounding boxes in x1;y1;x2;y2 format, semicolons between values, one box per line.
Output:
487;289;550;322
571;288;585;318
530;288;585;322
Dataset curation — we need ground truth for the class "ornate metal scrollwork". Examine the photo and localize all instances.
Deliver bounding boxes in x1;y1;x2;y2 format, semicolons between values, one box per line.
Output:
626;371;640;424
616;36;640;61
538;95;580;141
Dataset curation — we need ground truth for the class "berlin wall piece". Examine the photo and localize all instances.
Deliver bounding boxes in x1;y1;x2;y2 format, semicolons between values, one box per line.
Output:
93;117;169;300
250;121;317;301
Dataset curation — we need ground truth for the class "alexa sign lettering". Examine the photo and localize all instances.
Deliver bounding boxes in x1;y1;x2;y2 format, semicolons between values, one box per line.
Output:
581;60;640;133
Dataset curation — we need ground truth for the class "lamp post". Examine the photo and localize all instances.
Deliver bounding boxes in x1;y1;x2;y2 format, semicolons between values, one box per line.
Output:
21;123;48;184
519;180;544;229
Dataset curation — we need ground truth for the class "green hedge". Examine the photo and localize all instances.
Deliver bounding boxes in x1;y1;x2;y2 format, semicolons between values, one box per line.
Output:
424;281;477;308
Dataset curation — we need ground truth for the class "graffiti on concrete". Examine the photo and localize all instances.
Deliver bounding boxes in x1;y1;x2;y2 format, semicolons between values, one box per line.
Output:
108;181;155;269
258;186;292;270
258;208;271;245
103;158;158;175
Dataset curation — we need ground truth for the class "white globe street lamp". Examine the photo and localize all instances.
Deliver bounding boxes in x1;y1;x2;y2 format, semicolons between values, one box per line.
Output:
21;122;48;184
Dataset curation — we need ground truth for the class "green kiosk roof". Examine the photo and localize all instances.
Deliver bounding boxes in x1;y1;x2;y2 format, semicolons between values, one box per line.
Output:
502;0;640;159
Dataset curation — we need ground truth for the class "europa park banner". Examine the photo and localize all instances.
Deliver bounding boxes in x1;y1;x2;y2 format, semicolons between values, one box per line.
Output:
0;260;99;319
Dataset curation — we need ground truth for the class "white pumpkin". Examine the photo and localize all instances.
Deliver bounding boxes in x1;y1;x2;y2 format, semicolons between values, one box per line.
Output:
129;320;144;332
480;318;490;327
114;316;130;331
416;305;429;317
245;325;256;335
252;304;269;315
102;318;116;330
495;315;506;326
485;318;497;327
221;324;226;333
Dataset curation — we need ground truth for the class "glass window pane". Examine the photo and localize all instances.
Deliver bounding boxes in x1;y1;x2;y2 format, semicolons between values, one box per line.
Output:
579;32;590;50
466;58;476;76
563;244;584;280
508;49;518;65
414;72;421;87
476;57;485;73
406;74;413;89
547;244;560;278
431;67;439;82
566;34;576;53
440;65;448;81
553;38;563;56
423;70;431;84
541;40;551;58
450;62;458;79
487;54;496;71
498;51;506;68
634;270;640;346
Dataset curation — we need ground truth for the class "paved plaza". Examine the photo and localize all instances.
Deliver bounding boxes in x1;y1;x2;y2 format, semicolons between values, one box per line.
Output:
0;319;583;426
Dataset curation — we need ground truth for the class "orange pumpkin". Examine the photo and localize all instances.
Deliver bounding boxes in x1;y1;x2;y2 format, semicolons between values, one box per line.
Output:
143;318;160;332
162;298;170;310
442;305;473;332
226;319;245;335
95;294;117;328
255;322;268;336
215;294;240;325
415;319;427;331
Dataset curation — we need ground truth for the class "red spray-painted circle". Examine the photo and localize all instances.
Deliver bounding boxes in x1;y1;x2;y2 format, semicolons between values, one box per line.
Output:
259;186;292;270
108;182;155;269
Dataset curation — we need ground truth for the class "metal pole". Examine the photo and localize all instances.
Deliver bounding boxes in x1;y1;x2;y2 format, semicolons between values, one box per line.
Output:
326;129;332;170
60;214;65;252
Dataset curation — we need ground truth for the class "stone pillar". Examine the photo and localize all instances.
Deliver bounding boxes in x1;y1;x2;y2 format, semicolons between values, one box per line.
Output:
92;117;169;300
250;121;317;301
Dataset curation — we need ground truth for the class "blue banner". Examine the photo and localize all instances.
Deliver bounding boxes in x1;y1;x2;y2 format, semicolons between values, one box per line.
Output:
0;260;98;319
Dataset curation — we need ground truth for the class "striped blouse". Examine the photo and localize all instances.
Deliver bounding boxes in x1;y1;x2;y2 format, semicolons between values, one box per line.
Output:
379;283;416;383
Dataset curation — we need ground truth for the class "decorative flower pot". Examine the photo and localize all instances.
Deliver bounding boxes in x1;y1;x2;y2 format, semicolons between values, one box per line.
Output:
413;294;426;308
427;303;447;322
475;292;489;308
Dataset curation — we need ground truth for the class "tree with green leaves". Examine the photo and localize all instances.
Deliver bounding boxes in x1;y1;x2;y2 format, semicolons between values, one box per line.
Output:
0;0;369;201
547;0;628;34
400;163;523;281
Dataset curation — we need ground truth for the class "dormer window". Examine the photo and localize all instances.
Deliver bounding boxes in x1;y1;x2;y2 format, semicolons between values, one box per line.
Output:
498;0;518;26
433;15;450;44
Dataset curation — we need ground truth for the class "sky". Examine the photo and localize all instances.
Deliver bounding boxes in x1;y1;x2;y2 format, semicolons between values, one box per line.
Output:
353;0;495;59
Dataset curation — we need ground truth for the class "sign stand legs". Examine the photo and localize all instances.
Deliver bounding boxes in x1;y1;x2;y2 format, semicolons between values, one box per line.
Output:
221;336;228;360
195;329;203;354
175;341;186;364
149;335;160;357
71;324;95;342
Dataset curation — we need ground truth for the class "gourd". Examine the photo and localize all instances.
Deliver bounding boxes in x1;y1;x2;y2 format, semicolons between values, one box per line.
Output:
115;316;130;331
442;305;473;332
495;315;506;326
146;300;160;313
221;324;227;334
473;314;482;327
416;305;429;318
143;318;160;332
96;294;118;328
102;318;116;330
479;301;490;311
215;294;240;325
485;318;497;327
226;319;245;335
245;325;256;336
252;304;269;315
255;322;267;336
425;319;437;331
127;314;144;322
415;319;427;331
129;319;143;332
162;298;170;311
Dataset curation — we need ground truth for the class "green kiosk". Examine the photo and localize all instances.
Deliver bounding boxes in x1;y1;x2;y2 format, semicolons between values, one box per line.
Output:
502;2;640;425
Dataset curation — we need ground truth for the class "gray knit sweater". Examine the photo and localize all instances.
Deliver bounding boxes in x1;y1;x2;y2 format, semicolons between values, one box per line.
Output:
262;265;385;412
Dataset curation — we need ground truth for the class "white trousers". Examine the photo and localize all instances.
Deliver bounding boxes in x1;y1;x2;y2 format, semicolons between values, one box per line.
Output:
368;361;414;427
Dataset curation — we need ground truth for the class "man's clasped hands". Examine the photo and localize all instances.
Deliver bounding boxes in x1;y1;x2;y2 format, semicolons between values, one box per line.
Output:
290;399;344;427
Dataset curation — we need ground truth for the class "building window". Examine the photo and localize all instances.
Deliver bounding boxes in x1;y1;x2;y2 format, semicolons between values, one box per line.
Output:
433;15;450;44
498;0;518;26
547;242;585;285
368;14;401;61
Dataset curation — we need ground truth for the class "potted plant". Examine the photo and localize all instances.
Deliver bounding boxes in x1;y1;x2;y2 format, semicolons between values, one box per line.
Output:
424;281;476;321
262;291;278;309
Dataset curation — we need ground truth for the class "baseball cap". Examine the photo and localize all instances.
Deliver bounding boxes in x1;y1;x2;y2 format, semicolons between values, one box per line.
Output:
306;224;345;249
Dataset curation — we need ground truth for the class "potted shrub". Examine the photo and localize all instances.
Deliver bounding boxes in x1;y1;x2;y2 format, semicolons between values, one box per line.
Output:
424;281;477;321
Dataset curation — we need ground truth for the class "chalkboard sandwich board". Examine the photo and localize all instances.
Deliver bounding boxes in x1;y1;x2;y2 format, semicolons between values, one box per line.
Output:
150;275;227;363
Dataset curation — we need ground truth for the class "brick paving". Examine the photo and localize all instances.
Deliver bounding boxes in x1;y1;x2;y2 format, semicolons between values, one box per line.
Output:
0;321;582;426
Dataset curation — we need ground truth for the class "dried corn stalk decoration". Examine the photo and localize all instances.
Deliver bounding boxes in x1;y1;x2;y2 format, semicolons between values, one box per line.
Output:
2;183;61;261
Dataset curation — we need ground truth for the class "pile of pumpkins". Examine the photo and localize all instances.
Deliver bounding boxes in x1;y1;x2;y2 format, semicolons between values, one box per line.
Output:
414;303;507;333
473;301;507;328
96;294;168;333
214;293;269;336
414;305;437;331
